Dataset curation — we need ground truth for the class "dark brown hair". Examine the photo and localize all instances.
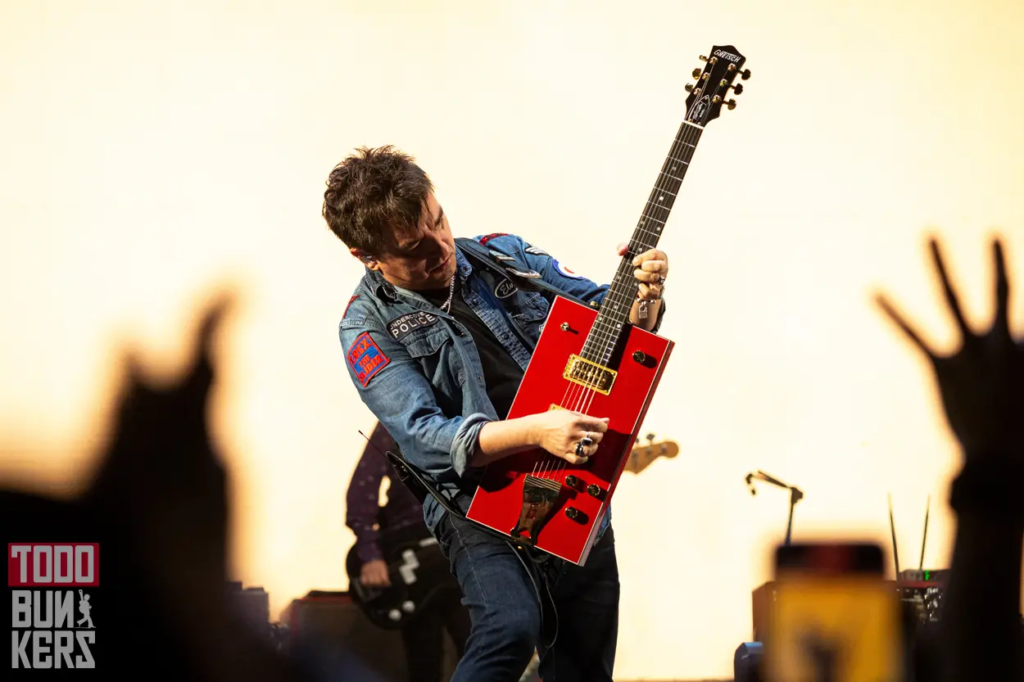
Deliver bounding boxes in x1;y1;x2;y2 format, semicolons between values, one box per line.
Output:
321;145;433;256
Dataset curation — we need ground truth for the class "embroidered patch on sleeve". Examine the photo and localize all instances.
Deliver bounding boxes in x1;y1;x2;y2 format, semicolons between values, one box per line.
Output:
478;232;509;245
347;332;391;387
525;244;548;256
554;260;583;279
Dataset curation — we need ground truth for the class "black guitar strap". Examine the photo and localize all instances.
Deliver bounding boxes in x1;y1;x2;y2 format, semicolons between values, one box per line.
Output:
383;448;465;520
384;445;561;648
455;237;592;308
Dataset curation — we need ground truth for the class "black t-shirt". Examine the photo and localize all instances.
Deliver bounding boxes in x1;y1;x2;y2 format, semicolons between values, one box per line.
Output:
420;278;524;419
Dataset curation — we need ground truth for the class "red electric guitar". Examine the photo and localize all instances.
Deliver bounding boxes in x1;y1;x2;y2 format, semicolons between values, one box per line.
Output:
466;45;751;565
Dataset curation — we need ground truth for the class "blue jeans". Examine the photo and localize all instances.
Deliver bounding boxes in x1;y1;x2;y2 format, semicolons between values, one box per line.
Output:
436;512;619;682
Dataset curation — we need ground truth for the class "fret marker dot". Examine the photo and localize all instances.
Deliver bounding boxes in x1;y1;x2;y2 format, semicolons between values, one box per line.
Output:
658;196;664;201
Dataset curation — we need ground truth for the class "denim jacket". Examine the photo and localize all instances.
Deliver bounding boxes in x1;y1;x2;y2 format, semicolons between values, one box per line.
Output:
338;233;664;536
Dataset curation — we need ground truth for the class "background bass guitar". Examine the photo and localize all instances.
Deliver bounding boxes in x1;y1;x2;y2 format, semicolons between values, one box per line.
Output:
345;526;457;630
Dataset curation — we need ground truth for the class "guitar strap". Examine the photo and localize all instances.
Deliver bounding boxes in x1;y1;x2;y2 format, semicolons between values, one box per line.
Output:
385;444;561;649
454;237;592;308
383;448;466;520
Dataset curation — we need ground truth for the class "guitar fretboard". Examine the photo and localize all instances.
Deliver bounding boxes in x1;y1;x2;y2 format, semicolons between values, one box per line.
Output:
579;120;704;364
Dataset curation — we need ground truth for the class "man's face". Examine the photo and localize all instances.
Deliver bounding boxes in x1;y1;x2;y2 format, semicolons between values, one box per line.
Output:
355;192;457;291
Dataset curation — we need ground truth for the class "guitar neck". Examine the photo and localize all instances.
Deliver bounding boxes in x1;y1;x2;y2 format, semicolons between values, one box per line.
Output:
580;120;703;363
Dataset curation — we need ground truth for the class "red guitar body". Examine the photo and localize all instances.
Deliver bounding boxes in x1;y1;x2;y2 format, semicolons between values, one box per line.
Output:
466;296;674;565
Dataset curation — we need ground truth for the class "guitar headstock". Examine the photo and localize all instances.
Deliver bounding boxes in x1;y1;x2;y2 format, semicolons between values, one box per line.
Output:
685;45;750;126
625;434;680;475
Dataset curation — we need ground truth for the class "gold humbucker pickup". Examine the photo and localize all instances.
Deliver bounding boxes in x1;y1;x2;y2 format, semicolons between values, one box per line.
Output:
563;354;617;395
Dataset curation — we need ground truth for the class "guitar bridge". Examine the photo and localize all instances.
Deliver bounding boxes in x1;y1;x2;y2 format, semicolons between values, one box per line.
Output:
563;355;617;395
510;475;563;545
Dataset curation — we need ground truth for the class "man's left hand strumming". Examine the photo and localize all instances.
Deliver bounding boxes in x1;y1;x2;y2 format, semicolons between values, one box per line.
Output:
618;243;668;331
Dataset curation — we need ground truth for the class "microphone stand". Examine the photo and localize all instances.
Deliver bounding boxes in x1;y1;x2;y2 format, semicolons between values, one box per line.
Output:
746;470;804;546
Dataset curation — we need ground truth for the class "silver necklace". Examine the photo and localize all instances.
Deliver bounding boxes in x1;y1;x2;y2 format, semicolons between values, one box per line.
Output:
440;275;457;313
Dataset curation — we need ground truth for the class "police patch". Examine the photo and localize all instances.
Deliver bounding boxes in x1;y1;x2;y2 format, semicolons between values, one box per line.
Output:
494;278;518;299
387;310;440;341
554;260;583;279
525;244;548;256
347;332;391;387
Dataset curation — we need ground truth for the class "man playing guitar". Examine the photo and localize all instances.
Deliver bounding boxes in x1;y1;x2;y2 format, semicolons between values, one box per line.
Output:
345;421;470;682
324;145;669;682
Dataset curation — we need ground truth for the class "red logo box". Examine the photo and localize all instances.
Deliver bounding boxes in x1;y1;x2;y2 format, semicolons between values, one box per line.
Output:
8;543;100;587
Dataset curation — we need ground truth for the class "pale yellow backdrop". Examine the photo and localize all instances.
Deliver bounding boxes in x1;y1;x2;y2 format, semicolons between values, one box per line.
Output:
2;0;1023;678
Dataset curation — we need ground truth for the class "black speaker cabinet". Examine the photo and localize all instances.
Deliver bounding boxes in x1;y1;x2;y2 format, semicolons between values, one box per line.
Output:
281;591;456;682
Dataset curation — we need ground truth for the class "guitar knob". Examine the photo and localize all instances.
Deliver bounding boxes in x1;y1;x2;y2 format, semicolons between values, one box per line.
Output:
565;507;580;520
402;600;415;613
565;475;579;488
587;484;602;498
388;609;401;621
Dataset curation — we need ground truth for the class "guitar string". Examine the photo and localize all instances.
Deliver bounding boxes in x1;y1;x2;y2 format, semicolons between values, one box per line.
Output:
551;126;695;429
536;122;703;482
539;77;727;486
569;126;698;463
535;122;700;481
559;125;699;419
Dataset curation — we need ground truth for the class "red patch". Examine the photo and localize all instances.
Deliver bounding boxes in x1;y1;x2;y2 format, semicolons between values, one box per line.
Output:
478;233;509;245
347;332;391;388
343;295;358;318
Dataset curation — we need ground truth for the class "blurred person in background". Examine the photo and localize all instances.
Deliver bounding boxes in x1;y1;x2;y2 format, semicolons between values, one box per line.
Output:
346;421;470;682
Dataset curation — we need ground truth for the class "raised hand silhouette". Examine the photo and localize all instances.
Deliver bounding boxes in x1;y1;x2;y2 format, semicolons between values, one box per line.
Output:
877;236;1024;682
875;238;1024;459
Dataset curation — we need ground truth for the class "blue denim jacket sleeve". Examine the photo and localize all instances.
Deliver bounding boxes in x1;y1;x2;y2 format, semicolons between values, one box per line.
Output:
479;233;666;334
338;316;491;482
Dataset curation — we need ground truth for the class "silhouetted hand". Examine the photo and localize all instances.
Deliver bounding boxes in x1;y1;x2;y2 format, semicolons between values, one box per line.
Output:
875;238;1024;458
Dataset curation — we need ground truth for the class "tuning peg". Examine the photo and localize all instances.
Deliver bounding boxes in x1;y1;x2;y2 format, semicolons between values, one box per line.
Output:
685;83;694;93
725;99;737;110
740;68;751;80
699;55;708;62
731;83;744;95
692;68;702;79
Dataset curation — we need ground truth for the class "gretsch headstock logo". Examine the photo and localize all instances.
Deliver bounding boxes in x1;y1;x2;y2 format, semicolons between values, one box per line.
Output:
713;49;741;63
689;95;710;123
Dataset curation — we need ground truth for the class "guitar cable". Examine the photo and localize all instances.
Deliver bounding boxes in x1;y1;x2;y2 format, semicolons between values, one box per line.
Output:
506;538;561;651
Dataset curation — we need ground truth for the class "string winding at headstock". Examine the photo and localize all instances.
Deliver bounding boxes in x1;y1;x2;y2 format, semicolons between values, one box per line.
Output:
685;45;750;126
